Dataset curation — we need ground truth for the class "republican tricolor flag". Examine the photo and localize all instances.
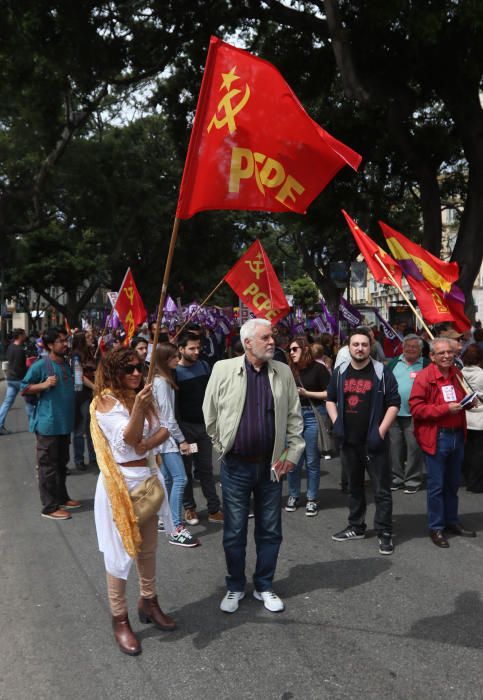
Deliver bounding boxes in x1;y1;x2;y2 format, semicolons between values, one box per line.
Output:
379;221;470;331
176;37;362;219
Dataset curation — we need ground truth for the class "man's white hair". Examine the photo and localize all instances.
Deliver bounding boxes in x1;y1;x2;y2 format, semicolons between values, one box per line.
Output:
240;318;271;349
429;337;453;353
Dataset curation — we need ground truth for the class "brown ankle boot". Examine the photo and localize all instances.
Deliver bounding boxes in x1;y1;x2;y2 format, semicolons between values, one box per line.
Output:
138;595;177;631
112;614;142;655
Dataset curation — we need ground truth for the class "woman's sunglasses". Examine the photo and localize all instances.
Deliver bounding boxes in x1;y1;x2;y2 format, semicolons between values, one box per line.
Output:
121;363;143;375
289;346;301;353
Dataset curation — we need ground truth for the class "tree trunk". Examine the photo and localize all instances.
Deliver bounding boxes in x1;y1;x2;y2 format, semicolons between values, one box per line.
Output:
441;91;483;305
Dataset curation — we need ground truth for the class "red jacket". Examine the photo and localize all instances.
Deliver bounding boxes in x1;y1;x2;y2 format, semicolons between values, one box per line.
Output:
409;363;467;455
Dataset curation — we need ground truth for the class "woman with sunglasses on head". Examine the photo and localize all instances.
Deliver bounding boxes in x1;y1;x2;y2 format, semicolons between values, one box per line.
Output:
286;336;331;517
153;343;200;547
90;347;176;656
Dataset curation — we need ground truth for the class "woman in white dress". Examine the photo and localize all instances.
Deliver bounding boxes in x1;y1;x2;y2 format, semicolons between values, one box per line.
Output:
90;347;175;656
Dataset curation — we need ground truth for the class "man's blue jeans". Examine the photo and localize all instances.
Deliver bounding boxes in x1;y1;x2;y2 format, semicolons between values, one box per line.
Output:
287;407;322;501
0;380;24;429
423;429;464;530
221;455;283;593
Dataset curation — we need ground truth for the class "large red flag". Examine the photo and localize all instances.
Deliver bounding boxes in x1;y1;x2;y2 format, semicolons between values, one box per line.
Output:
224;240;290;324
380;221;470;331
341;210;403;287
176;37;362;219
114;268;147;342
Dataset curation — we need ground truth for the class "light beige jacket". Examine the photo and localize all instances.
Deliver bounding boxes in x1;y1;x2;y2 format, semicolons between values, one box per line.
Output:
202;355;305;465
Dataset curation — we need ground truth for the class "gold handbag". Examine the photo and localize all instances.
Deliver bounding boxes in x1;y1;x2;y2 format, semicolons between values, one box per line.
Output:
130;458;165;527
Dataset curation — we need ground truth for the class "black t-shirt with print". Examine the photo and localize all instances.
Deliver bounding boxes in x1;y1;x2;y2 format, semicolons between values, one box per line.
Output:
343;362;375;445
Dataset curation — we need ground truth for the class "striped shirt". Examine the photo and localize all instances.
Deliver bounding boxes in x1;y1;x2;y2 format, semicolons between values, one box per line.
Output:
231;358;275;458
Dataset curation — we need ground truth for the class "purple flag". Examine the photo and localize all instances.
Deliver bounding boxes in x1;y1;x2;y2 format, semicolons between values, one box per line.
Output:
164;295;178;312
339;297;362;328
373;308;402;341
312;315;331;334
320;300;339;335
290;322;306;335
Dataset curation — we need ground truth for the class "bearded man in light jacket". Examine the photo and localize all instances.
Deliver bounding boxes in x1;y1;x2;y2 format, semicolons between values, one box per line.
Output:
203;318;304;614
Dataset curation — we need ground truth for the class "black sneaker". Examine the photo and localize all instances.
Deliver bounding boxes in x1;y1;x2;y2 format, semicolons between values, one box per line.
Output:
332;526;365;541
378;532;394;555
285;496;298;512
305;501;319;517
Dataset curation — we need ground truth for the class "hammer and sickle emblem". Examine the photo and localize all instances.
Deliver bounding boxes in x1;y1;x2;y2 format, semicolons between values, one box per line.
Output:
207;67;251;135
124;285;135;305
125;310;135;337
245;252;265;280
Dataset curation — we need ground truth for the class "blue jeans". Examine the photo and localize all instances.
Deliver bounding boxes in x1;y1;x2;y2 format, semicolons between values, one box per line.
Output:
423;429;464;530
73;391;96;464
161;451;188;529
287;407;321;501
0;380;27;428
221;455;283;592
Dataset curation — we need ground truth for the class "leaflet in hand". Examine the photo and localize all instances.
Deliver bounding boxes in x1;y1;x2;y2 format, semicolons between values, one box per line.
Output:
271;449;288;482
460;391;477;408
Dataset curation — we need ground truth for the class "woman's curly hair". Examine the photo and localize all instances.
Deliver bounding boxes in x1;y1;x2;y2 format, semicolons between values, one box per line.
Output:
94;347;146;413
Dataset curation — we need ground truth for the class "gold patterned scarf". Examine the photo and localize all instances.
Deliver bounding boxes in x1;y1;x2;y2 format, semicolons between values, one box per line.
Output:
89;394;142;558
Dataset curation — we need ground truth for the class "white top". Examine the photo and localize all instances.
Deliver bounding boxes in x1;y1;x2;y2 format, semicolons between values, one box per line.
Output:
93;396;174;579
462;365;483;431
95;397;161;462
152;376;185;453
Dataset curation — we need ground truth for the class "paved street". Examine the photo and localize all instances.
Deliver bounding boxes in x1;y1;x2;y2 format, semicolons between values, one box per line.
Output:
1;384;483;700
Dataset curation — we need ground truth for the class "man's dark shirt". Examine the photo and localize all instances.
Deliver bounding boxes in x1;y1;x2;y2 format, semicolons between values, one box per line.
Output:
231;358;275;458
175;360;211;424
343;363;375;445
6;343;26;380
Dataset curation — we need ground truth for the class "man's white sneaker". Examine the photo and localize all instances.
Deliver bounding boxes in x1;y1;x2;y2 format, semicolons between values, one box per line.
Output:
220;591;245;613
253;590;285;612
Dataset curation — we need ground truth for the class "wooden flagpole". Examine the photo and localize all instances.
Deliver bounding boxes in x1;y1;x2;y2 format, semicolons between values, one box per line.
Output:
172;277;226;342
374;253;433;338
94;310;113;359
147;217;182;384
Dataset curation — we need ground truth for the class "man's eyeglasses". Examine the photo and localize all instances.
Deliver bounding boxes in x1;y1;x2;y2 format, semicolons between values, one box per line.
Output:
121;363;143;374
433;351;454;356
289;347;300;353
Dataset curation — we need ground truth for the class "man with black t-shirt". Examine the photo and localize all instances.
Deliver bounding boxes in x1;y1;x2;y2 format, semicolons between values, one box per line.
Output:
0;328;28;435
176;332;223;525
326;328;400;555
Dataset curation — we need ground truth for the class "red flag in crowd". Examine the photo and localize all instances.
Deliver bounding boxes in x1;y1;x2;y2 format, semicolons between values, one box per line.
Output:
224;240;290;324
380;221;470;331
114;268;147;342
342;210;403;287
176;36;362;219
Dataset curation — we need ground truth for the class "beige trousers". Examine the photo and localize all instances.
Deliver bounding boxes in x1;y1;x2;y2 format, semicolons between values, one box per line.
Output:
106;514;158;616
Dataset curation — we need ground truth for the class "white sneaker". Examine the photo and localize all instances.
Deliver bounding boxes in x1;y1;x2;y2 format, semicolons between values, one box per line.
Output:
253;590;285;612
220;591;245;613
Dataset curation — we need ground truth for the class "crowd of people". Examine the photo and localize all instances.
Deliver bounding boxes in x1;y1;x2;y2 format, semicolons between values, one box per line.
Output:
1;315;483;655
